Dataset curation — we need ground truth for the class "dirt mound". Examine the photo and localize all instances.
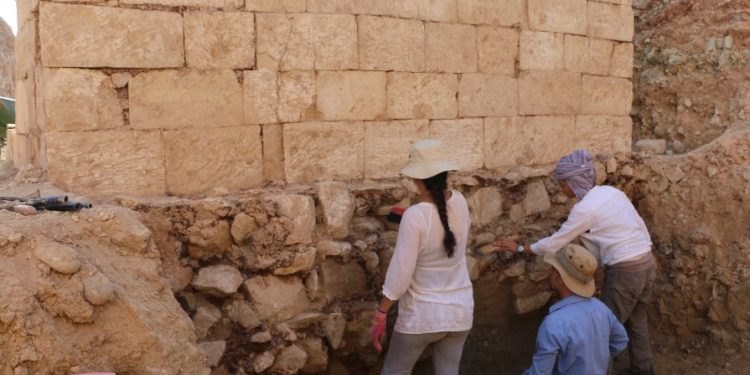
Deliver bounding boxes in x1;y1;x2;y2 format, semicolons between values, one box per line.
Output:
0;204;208;375
632;0;750;153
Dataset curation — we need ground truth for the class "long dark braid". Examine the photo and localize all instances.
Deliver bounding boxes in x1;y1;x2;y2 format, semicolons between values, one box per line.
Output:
423;172;456;257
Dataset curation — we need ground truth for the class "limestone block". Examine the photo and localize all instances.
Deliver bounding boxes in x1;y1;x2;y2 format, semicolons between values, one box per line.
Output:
271;344;307;375
278;71;315;123
477;26;518;75
130;70;243;130
121;0;243;6
199;341;225;368
257;13;314;71
317;182;355;239
46;130;165;196
313;14;358;70
262;124;285;182
274;248;317;275
40;3;183;68
426;22;477;73
34;241;81;275
111;73;132;89
299;337;328;374
193;303;222;339
324;313;346;349
467;187;503;227
43;69;122;132
581;76;632;115
563;36;613;76
192;265;244;297
320;260;368;302
316;240;352;258
246;0;306;12
186;220;233;259
254;352;275;373
267;195;316;245
413;0;458;22
520;31;563;71
243;275;311;322
243;70;278;125
317;71;386;121
223;298;262;330
458;74;518;117
575;115;622;154
364;120;429;179
184;11;254;69
524;116;575;164
634;139;667;155
387;73;457;120
610;42;634;78
522;181;551;216
284;121;365;183
527;0;587;35
430;119;484;171
163;126;263;195
358;16;424;72
514;290;554;314
484;117;531;169
458;0;521;26
588;2;634;42
307;0;353;13
612;116;633;153
519;71;581;115
231;213;258;245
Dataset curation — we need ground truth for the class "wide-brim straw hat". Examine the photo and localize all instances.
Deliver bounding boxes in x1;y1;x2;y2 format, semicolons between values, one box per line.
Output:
399;139;458;179
543;244;597;298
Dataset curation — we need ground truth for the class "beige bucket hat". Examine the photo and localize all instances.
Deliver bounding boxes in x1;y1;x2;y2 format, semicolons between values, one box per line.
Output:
400;139;458;179
543;244;597;298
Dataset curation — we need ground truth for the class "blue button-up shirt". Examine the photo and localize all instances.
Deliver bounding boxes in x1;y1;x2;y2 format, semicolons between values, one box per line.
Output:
523;295;628;375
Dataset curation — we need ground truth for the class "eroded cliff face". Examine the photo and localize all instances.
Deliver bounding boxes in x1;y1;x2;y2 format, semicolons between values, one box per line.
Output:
632;0;750;153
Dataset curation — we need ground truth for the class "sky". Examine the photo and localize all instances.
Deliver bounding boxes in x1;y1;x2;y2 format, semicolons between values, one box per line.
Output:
0;0;16;35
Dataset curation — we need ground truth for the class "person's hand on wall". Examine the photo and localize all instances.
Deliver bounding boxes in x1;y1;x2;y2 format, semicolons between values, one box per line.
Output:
494;238;519;253
371;308;387;352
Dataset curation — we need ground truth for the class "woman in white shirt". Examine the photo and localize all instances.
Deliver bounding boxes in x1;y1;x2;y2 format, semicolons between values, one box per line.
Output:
371;140;474;375
496;149;657;375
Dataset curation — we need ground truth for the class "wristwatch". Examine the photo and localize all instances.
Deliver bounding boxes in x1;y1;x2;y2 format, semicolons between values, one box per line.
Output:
517;245;525;253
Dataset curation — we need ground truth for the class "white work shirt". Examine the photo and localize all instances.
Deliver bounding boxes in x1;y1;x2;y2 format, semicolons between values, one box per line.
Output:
383;190;474;334
530;185;653;266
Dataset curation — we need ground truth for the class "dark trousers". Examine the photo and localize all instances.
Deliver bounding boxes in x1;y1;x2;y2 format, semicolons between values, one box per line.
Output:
600;263;657;372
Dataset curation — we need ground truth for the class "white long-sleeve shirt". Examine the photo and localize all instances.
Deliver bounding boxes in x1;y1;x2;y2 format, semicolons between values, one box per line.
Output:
382;190;474;334
530;185;652;266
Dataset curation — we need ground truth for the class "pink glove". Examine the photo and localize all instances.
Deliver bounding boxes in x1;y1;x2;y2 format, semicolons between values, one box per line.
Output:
371;308;387;352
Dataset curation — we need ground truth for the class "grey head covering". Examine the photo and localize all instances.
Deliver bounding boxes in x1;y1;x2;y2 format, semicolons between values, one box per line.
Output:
555;149;596;199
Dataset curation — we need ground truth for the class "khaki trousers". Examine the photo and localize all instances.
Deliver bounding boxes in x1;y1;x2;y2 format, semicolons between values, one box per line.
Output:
381;330;470;375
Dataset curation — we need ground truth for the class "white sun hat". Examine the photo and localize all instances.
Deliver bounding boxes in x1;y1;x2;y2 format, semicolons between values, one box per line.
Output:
399;139;459;179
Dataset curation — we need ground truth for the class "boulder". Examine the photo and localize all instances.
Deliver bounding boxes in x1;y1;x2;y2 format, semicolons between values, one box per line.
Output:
192;265;244;297
317;182;355;239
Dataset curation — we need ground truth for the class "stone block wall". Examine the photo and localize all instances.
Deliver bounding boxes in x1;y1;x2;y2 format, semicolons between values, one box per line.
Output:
17;0;634;196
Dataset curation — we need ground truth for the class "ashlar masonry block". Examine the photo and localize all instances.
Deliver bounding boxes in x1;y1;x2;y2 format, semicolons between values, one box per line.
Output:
43;69;123;132
317;71;386;121
246;0;306;12
612;115;633;153
519;71;581;115
185;11;255;69
430;119;484;171
364;120;429;179
458;74;518;117
458;0;521;26
527;0;587;35
40;3;183;68
426;22;477;73
524;116;575;164
283;121;365;183
257;14;314;71
575;115;616;155
243;70;278;125
581;75;632;115
387;72;458;120
121;0;243;6
484;117;531;169
520;31;564;71
478;26;518;75
358;16;424;72
163;126;263;195
610;42;634;78
46;130;165;196
130;70;243;130
278;71;315;123
312;14;359;70
563;35;613;76
588;2;634;42
262;124;285;182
